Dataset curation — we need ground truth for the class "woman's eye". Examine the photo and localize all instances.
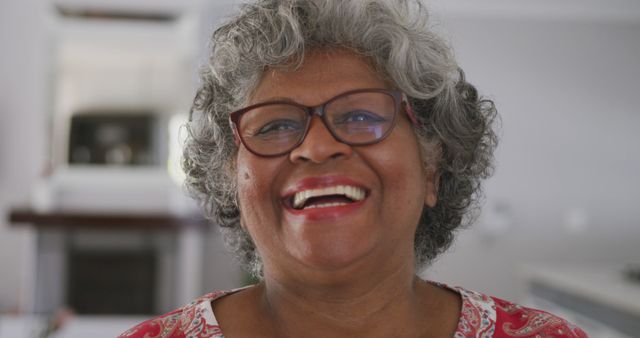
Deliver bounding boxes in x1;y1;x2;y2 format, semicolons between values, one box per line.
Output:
336;110;387;124
255;119;301;135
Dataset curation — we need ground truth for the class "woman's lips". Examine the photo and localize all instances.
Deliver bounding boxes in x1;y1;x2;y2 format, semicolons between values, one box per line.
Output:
281;175;370;221
292;185;366;209
284;198;367;221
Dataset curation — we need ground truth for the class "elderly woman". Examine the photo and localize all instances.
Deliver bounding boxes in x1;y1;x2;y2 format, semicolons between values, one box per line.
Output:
121;1;586;337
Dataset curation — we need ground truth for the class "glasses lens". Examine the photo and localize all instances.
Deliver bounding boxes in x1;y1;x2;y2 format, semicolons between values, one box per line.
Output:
326;91;396;144
238;103;307;155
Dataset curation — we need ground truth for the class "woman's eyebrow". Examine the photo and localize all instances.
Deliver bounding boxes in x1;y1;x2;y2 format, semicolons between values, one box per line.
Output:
252;96;297;105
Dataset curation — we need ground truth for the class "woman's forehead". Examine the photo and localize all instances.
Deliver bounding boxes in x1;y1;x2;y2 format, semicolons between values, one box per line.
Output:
249;49;387;106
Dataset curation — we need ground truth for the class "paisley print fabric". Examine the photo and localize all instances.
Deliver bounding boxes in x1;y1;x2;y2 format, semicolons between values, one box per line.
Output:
118;283;587;338
118;291;229;338
492;297;586;337
454;287;496;338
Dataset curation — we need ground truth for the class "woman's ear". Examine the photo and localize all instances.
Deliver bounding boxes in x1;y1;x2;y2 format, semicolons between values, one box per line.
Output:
424;168;439;208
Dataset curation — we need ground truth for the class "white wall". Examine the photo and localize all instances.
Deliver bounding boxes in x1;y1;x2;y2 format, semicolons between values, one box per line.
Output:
0;0;48;312
426;12;640;300
0;0;239;313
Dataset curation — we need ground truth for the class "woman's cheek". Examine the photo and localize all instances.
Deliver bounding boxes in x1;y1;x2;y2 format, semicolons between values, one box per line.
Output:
236;153;284;230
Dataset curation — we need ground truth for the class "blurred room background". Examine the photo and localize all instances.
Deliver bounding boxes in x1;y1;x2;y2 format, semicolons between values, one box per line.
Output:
1;0;638;337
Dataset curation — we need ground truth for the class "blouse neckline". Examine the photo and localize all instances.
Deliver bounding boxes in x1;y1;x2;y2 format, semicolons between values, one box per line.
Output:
197;281;497;337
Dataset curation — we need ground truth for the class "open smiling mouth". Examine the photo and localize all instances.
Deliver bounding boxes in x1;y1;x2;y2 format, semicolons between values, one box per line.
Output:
289;185;367;210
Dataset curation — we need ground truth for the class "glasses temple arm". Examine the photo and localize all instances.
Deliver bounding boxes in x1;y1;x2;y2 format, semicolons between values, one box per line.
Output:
229;119;241;145
402;93;418;125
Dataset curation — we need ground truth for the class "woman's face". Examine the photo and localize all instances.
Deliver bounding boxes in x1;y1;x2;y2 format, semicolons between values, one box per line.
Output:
236;50;438;276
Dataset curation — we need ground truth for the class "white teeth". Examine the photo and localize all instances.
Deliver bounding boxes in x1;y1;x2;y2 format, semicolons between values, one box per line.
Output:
292;185;366;209
305;202;349;209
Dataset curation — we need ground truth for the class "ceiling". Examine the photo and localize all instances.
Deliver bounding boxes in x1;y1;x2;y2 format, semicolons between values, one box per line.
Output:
47;0;640;24
429;0;640;23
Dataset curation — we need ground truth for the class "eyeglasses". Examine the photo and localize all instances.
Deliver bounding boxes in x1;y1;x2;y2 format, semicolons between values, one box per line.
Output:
229;88;416;157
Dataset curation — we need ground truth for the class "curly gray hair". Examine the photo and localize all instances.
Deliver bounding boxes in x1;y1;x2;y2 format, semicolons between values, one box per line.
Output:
183;0;498;277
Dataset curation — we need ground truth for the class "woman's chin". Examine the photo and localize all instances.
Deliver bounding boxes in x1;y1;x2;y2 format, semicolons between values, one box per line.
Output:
286;236;377;273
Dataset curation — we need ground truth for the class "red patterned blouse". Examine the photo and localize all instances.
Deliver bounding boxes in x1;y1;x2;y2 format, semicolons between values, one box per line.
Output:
118;283;588;338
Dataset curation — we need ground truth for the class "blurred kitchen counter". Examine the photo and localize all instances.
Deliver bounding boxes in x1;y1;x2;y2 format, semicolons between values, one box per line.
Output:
8;208;211;315
520;264;640;338
9;208;209;230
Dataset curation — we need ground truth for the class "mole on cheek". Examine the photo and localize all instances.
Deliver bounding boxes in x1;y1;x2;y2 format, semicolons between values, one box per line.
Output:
237;162;251;182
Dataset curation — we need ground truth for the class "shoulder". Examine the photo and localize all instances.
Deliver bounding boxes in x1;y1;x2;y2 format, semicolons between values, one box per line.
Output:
443;283;588;338
491;295;588;338
117;291;230;338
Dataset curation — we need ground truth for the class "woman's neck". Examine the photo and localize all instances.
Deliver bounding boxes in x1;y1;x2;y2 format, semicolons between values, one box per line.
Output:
256;259;449;338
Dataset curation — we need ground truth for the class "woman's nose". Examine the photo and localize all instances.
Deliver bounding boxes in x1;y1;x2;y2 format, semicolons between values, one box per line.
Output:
289;116;353;163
